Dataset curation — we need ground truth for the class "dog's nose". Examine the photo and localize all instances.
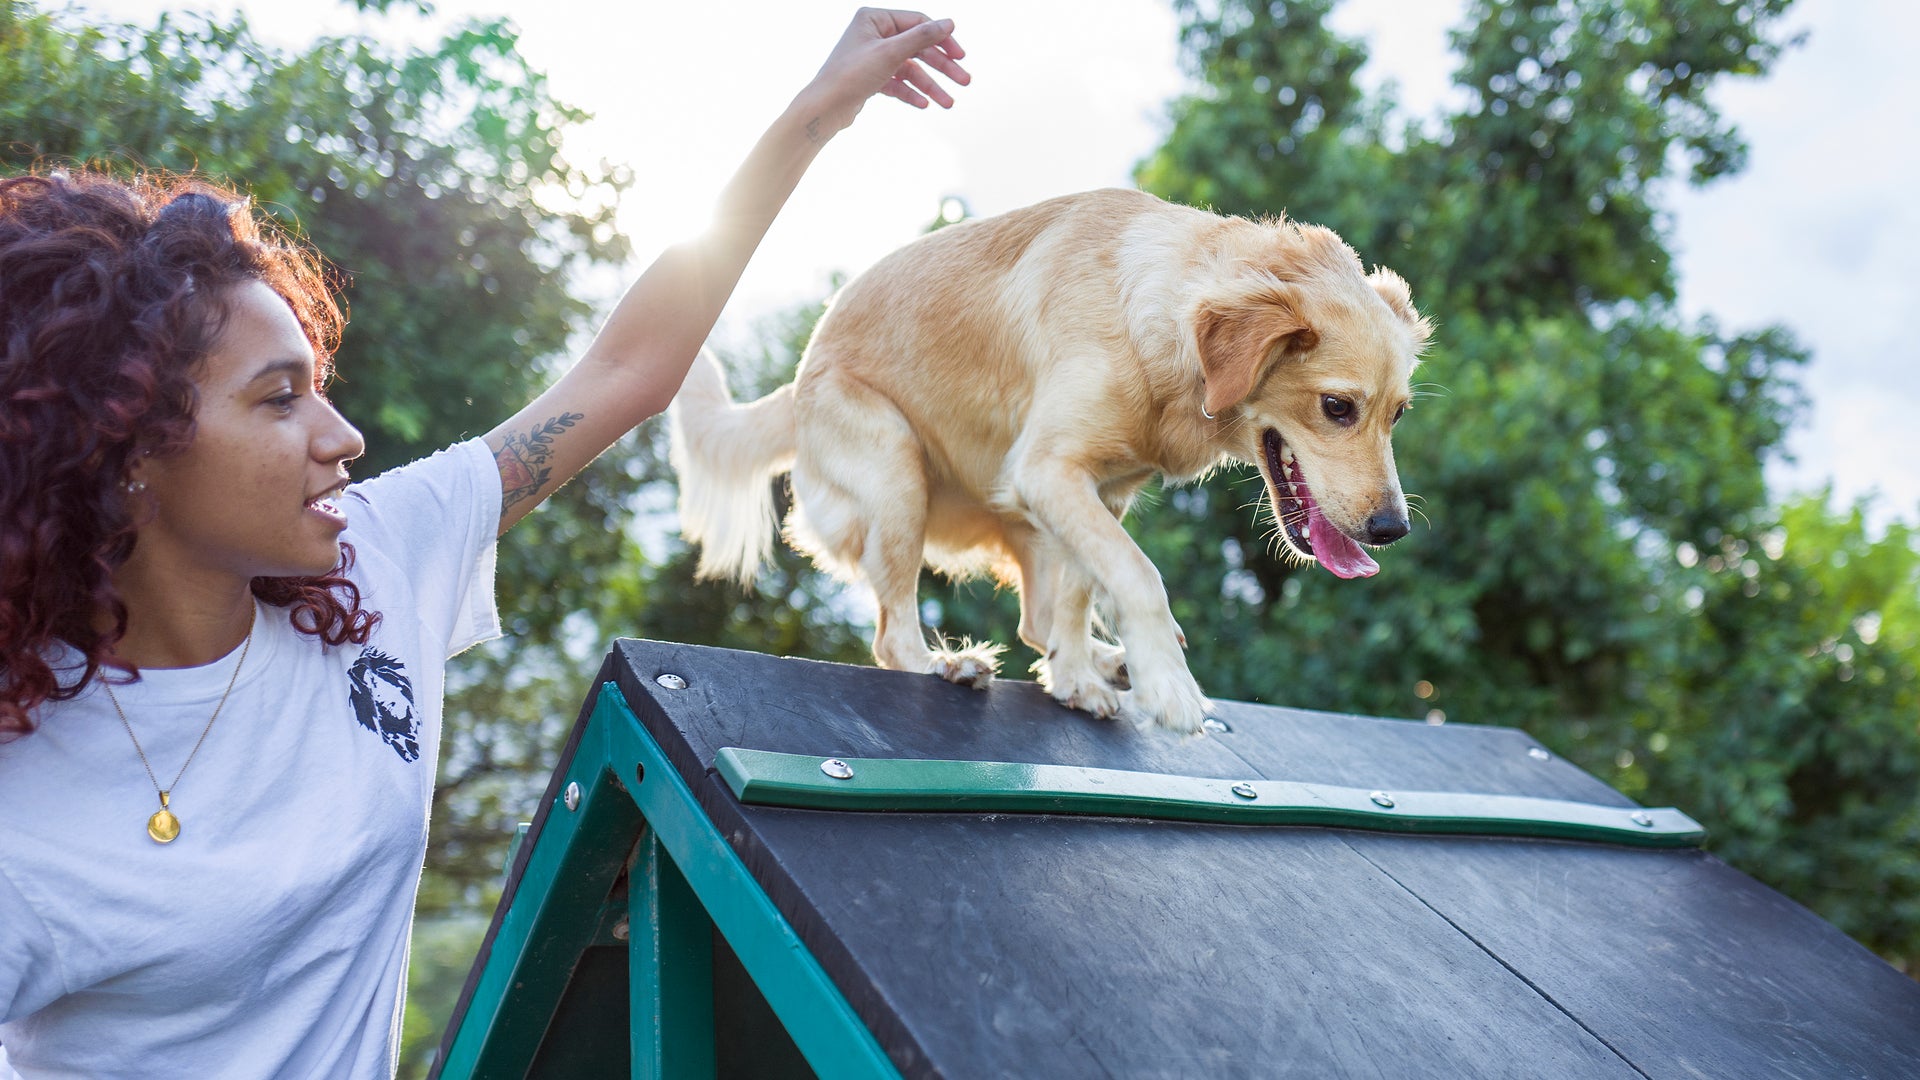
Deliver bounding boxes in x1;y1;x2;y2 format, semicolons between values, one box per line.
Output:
1365;512;1410;545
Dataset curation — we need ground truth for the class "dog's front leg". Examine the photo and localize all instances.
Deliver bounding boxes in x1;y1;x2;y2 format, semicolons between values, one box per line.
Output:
1012;532;1126;718
1012;461;1210;733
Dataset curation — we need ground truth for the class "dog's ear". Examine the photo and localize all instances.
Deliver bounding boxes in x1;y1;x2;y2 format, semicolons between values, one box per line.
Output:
1368;267;1434;348
1195;290;1317;417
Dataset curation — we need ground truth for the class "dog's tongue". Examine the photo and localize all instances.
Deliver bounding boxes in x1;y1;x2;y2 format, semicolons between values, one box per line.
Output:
1307;504;1379;579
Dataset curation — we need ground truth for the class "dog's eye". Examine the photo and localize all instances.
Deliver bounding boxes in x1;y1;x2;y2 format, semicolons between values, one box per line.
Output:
1322;395;1356;425
1392;403;1408;425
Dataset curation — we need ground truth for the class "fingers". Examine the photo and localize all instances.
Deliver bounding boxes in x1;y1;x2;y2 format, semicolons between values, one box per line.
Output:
811;9;967;125
882;74;930;109
884;16;957;61
894;57;952;109
915;39;969;86
868;13;965;69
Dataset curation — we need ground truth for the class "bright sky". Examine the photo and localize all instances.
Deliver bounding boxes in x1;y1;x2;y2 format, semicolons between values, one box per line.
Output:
81;0;1920;533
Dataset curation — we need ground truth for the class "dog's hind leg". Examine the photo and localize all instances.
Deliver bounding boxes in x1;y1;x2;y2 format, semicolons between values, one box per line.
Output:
790;372;1000;689
866;529;1002;690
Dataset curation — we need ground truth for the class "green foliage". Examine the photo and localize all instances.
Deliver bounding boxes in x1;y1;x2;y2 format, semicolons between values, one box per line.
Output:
1121;0;1918;970
2;1;640;1067
12;7;1912;1071
1645;502;1920;970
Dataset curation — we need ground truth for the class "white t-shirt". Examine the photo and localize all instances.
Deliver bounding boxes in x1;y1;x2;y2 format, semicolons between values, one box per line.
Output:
0;438;501;1079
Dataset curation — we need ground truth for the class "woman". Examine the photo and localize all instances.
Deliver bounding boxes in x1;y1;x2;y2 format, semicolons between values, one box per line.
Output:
0;10;967;1076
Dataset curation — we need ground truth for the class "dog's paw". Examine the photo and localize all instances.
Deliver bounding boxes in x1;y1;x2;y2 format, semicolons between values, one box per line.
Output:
927;639;1003;690
1120;666;1212;734
1033;647;1125;719
1037;661;1123;719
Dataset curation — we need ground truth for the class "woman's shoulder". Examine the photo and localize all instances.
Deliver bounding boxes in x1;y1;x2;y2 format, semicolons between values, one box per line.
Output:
342;437;498;550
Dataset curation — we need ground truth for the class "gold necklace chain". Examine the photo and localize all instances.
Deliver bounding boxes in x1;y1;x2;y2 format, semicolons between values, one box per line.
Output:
101;604;256;845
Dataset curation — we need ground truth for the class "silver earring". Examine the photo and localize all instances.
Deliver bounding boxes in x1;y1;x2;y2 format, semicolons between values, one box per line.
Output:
124;479;147;495
1201;404;1217;420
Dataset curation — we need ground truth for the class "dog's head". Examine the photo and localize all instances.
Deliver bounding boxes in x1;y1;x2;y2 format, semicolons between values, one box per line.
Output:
1190;224;1431;578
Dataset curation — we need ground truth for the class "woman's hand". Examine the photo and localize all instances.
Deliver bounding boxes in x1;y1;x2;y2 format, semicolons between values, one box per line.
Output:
801;8;970;137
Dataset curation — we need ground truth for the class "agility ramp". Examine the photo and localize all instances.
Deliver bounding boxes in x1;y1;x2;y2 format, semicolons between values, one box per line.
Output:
430;639;1920;1079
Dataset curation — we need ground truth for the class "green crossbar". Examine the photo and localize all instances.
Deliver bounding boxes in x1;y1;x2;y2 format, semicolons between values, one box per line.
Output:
715;747;1707;848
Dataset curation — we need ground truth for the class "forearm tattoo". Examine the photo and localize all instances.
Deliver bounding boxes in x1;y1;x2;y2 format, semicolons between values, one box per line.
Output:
495;412;584;516
805;116;825;144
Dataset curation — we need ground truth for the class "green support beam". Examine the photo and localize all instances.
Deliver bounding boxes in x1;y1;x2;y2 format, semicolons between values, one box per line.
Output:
434;685;899;1080
630;831;715;1078
715;747;1707;848
434;745;641;1077
601;686;899;1079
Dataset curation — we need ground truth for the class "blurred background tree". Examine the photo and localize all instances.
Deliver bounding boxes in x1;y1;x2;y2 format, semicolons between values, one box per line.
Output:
5;0;1916;1070
1;2;648;1068
928;0;1919;976
1119;0;1919;974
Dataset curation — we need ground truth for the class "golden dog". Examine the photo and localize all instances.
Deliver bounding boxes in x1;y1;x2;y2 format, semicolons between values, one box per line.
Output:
670;188;1431;732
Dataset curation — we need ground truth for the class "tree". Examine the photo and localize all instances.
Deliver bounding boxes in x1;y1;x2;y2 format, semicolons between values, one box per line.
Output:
681;0;1920;971
1109;0;1919;970
3;1;642;1066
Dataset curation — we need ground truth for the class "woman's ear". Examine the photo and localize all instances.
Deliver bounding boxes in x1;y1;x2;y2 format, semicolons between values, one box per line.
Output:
1194;290;1317;417
123;449;154;500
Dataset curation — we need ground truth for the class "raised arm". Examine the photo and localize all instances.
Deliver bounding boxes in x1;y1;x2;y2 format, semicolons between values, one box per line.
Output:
482;8;969;535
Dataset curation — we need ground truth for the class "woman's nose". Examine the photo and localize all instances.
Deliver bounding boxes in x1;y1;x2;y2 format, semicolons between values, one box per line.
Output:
318;399;366;465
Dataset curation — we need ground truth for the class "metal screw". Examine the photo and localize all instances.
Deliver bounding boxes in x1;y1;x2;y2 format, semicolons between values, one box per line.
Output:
656;673;687;690
564;781;581;811
611;917;630;942
1630;811;1654;827
1202;717;1231;735
1370;791;1396;808
1231;782;1258;800
1528;747;1551;761
820;758;854;780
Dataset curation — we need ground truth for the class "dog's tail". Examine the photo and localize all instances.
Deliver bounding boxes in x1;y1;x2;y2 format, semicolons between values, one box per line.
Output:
668;349;797;584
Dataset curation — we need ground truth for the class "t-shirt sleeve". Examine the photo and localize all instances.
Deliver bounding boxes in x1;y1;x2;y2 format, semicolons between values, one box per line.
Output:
0;865;63;1026
341;437;502;658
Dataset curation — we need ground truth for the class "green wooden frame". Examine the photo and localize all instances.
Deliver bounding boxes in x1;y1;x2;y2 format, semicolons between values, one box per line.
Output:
716;747;1707;847
432;683;899;1079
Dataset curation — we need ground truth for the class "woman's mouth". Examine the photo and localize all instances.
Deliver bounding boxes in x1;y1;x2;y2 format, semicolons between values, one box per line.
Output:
306;488;348;526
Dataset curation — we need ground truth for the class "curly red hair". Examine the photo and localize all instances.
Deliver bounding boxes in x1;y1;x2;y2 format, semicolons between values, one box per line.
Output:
0;169;380;738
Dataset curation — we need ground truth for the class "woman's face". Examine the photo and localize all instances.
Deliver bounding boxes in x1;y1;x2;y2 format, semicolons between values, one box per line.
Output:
130;279;366;582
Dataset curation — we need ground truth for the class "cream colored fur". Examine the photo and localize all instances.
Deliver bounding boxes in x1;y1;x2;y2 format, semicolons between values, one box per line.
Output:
669;188;1430;732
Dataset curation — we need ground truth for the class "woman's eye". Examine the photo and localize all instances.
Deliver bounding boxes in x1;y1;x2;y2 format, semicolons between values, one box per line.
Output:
1322;395;1355;424
269;392;300;411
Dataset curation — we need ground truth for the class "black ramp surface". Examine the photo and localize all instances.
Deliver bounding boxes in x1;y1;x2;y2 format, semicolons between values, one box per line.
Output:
1205;696;1633;806
735;810;1639;1079
607;639;1920;1080
1345;836;1920;1080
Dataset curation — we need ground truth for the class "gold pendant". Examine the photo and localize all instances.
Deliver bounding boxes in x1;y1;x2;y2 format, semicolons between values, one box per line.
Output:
148;792;180;844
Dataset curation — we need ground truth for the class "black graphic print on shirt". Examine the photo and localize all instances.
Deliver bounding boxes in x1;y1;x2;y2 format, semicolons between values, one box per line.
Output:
346;648;420;762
